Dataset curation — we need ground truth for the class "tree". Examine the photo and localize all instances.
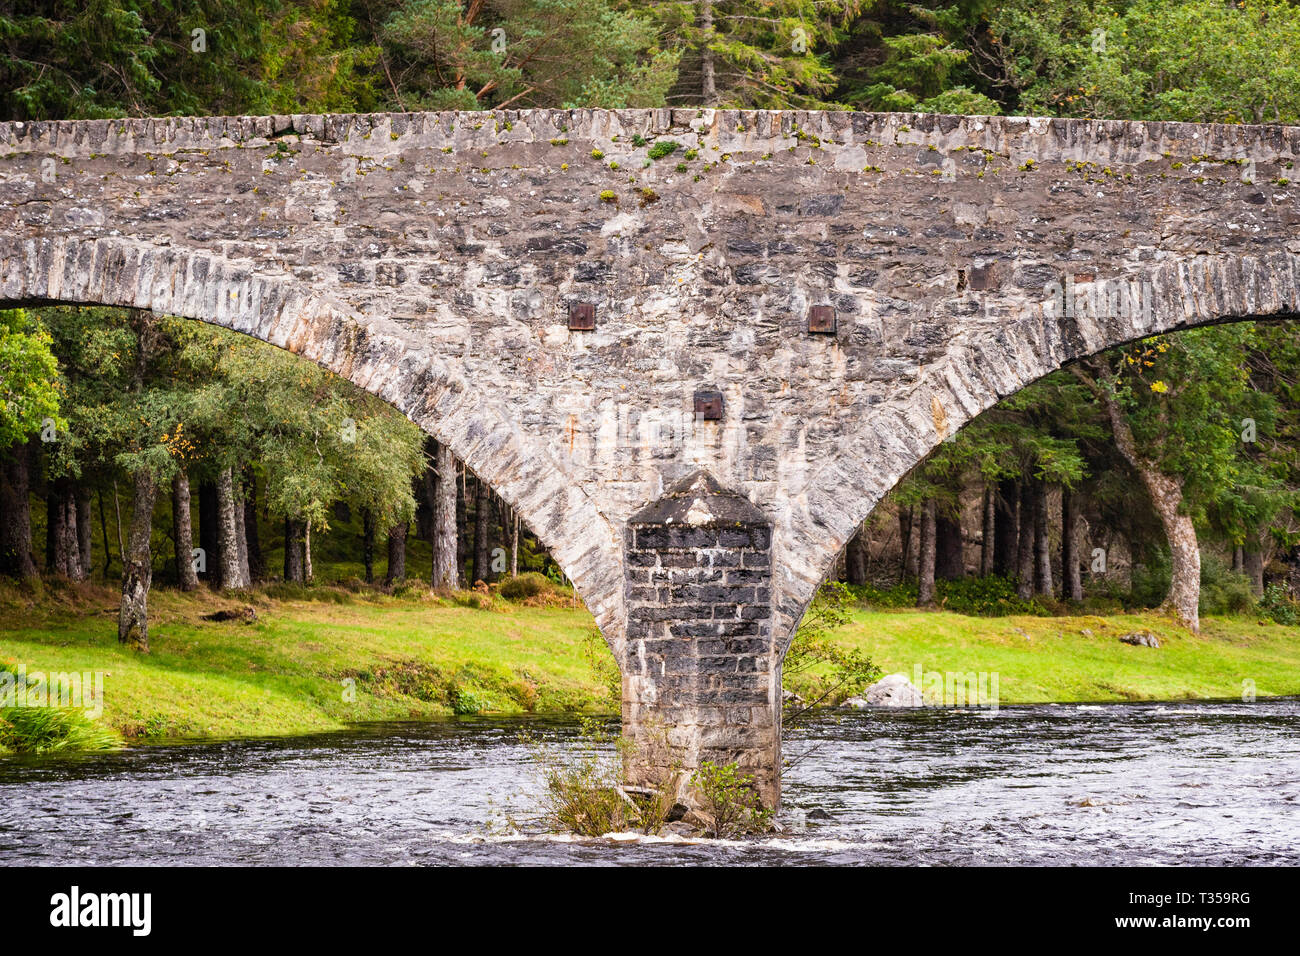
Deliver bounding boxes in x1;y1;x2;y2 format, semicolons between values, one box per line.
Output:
980;0;1300;124
376;0;677;110
385;520;408;585
917;497;936;606
645;0;861;108
215;466;248;589
117;309;173;649
833;0;1000;113
471;473;492;584
431;440;458;590
1061;486;1083;602
1072;329;1277;631
172;471;199;591
0;0;277;120
0;309;61;579
187;325;424;587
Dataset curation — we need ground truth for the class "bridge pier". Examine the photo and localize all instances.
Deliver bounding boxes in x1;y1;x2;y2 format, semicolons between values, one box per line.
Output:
619;471;782;809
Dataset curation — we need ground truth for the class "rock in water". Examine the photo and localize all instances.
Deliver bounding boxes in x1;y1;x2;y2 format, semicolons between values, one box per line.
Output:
865;673;924;708
1119;631;1160;648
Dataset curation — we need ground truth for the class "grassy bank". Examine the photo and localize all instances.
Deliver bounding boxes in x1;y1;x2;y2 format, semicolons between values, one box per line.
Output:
2;581;1298;754
810;608;1300;704
0;579;611;748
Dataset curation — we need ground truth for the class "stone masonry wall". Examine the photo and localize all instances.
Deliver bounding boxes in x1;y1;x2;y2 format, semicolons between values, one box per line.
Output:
622;472;779;806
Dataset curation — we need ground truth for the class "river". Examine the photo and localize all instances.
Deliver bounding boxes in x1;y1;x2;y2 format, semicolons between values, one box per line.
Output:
1;699;1296;866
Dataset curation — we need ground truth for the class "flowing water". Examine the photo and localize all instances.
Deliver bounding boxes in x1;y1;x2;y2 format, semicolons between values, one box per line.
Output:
1;699;1297;866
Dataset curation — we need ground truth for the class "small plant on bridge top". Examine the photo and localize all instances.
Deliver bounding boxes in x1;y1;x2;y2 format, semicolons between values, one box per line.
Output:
647;140;680;161
691;761;773;838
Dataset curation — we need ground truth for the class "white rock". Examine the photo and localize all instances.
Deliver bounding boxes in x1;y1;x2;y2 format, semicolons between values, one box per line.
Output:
864;673;924;708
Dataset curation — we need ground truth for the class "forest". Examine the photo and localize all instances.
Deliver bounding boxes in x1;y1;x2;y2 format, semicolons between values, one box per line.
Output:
3;0;1300;644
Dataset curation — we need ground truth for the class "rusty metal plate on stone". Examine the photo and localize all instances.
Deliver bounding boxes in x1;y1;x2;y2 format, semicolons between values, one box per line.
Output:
568;301;596;330
694;390;723;421
969;262;998;291
808;304;837;334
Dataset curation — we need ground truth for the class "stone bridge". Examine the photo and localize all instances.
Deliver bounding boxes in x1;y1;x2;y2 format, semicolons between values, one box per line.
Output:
4;108;1299;807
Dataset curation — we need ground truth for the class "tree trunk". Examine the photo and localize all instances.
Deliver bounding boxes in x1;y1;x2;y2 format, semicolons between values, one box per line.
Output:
243;467;264;583
980;483;995;577
431;441;458;590
215;467;247;589
456;466;468;580
993;478;1019;577
1232;546;1245;574
97;488;114;581
917;499;937;607
172;471;199;591
510;513;520;577
112;480;125;576
44;485;53;571
700;0;717;106
303;517;313;583
361;508;376;584
233;479;251;587
76;484;92;579
1034;481;1053;597
1075;366;1201;631
283;516;305;584
48;476;84;580
899;504;916;582
471;476;491;585
118;467;156;651
845;525;867;585
1144;472;1200;630
936;506;964;580
1244;545;1265;597
1016;482;1035;600
198;479;219;588
0;439;37;578
1062;487;1083;603
385;521;407;585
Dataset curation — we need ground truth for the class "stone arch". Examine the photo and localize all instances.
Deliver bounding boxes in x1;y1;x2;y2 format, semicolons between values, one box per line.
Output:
0;234;626;642
777;250;1300;650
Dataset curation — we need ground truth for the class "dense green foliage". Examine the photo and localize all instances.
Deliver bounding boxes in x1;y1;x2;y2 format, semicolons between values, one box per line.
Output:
0;309;61;448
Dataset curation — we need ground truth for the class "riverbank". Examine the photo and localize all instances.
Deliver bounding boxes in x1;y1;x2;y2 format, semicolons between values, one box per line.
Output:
0;579;611;748
829;608;1300;703
2;580;1299;750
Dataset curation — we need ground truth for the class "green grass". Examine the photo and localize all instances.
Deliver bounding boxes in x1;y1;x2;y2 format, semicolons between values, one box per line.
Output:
0;703;122;756
814;607;1300;704
0;580;609;745
2;580;1297;755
